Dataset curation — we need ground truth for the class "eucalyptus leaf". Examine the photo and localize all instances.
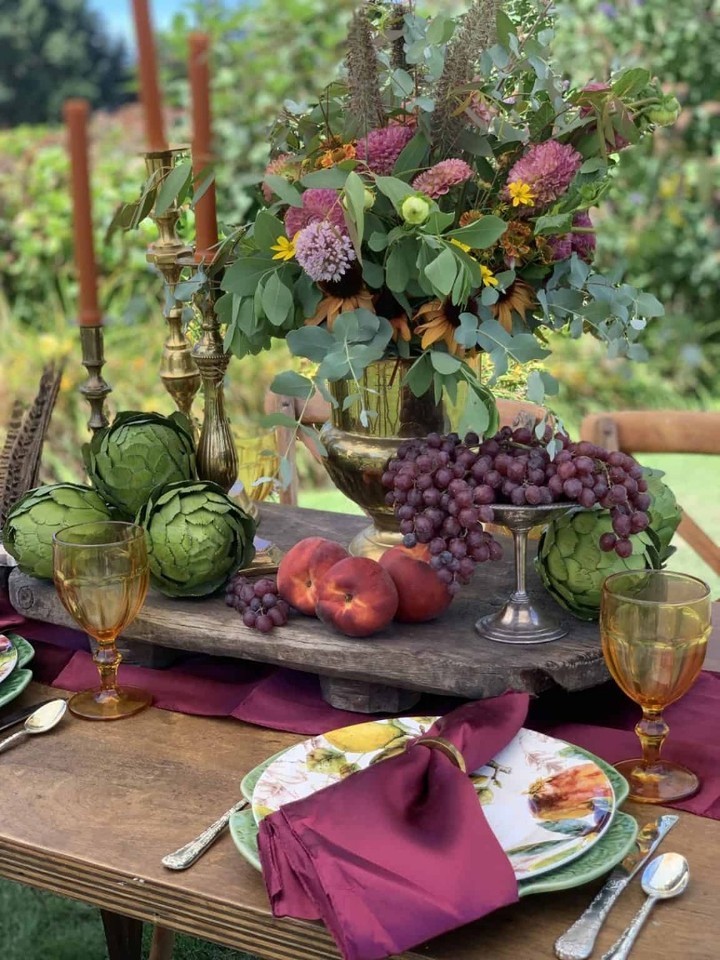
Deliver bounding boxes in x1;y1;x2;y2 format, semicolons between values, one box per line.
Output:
270;371;314;399
446;216;507;249
155;161;192;216
286;325;335;361
264;174;303;207
424;247;457;297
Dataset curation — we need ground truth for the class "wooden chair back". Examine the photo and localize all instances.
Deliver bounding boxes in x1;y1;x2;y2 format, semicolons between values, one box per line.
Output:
580;410;720;576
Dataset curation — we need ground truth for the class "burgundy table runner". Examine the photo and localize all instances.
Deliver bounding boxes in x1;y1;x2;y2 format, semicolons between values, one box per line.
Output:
2;592;719;820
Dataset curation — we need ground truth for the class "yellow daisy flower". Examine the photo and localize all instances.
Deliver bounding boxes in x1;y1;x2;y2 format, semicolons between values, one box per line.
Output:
271;235;297;261
450;238;473;254
507;180;536;207
480;265;499;287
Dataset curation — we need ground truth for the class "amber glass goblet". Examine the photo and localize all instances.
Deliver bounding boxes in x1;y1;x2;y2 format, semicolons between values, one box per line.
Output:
52;521;152;721
600;570;711;803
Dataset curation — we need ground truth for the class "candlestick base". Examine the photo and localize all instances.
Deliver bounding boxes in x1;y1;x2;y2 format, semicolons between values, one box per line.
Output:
144;148;201;425
78;325;111;433
191;286;238;494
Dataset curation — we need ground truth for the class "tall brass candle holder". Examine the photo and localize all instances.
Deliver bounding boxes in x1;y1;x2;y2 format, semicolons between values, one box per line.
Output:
187;276;239;494
144;148;201;423
79;325;111;433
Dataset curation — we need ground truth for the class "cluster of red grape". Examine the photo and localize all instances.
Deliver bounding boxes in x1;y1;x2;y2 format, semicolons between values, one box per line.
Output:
224;575;291;633
381;425;651;590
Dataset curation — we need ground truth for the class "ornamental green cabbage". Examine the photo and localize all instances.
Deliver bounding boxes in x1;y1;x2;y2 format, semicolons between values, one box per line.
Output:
644;469;681;562
84;411;196;520
2;483;112;580
136;480;256;598
535;509;660;621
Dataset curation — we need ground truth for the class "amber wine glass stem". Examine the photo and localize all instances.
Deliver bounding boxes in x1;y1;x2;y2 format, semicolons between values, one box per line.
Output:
93;638;122;697
636;708;670;767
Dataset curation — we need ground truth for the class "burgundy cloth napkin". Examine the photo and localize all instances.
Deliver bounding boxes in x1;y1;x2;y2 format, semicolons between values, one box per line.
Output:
258;694;529;960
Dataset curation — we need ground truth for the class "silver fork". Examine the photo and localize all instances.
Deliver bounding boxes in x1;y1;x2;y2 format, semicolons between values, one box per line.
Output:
161;799;249;871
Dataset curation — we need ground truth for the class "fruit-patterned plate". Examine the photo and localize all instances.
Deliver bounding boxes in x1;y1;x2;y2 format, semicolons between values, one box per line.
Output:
0;635;18;685
0;635;35;711
250;719;616;881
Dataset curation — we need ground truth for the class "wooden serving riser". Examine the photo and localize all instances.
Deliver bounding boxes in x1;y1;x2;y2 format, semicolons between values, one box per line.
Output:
8;503;609;712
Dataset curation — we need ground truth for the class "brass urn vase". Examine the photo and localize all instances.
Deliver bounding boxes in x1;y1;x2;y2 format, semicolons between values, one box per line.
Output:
320;359;445;559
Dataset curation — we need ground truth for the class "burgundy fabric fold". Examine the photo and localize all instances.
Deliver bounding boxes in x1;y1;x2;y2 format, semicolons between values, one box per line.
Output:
258;694;529;960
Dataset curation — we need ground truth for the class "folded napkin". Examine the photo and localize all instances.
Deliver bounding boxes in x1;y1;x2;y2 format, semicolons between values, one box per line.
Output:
258;693;529;960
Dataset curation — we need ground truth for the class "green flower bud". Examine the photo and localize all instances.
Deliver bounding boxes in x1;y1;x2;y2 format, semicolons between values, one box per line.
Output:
645;95;681;126
401;195;431;225
363;187;376;210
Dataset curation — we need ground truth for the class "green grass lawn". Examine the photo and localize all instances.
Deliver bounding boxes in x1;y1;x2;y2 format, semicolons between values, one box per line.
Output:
2;454;717;958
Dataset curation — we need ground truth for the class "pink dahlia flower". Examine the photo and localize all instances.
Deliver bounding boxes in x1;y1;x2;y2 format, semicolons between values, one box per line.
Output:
294;221;356;283
262;154;300;203
284;188;345;239
356;125;414;175
571;211;596;262
504;140;582;210
548;234;572;261
412;159;474;199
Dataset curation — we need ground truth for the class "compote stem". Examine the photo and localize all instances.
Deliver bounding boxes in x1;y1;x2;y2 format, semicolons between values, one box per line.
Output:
637;708;669;767
93;639;122;701
512;527;530;602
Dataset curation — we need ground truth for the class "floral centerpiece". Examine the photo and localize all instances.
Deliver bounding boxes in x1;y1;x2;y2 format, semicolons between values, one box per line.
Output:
220;0;677;433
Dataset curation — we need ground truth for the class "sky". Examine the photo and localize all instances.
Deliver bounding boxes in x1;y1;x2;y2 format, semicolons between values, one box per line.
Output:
89;0;191;52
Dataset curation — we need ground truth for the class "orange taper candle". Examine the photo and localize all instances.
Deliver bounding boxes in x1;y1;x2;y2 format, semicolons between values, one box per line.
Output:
131;0;168;152
188;32;219;262
64;99;101;327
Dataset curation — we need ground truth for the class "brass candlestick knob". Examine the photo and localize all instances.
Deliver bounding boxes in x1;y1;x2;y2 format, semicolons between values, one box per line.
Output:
79;325;112;433
144;148;201;423
190;284;238;494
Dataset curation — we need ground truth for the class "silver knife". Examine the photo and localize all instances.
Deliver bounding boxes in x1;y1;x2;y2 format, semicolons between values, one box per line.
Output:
554;814;679;960
0;699;58;736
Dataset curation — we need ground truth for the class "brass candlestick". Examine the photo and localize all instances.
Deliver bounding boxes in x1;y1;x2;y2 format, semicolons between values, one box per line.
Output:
190;282;239;494
79;325;111;433
144;148;201;422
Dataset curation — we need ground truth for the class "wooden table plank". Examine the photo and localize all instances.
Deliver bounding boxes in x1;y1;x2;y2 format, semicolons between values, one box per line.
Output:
8;504;616;702
0;683;718;960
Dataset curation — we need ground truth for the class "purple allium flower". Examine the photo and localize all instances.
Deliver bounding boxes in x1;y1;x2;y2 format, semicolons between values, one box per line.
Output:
412;159;474;199
294;221;357;283
571;212;596;262
284;188;345;238
504;140;582;210
356;125;414;175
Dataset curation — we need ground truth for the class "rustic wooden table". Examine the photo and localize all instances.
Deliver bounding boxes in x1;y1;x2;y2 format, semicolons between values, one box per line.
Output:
0;660;718;959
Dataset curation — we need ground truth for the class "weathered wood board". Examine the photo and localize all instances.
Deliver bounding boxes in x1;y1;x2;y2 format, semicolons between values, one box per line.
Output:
8;503;609;703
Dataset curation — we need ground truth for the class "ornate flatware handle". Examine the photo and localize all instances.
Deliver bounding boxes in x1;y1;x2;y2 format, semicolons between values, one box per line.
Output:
161;799;248;871
600;896;656;960
0;730;28;755
554;874;628;960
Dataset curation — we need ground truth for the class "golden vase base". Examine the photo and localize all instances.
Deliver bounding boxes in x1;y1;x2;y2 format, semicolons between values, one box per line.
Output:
348;524;404;560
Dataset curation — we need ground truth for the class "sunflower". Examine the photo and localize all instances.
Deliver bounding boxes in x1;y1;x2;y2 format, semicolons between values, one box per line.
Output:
307;288;375;330
413;299;469;355
490;279;536;332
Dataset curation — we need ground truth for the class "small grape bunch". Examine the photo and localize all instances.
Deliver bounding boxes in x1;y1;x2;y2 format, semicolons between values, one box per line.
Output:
224;574;290;633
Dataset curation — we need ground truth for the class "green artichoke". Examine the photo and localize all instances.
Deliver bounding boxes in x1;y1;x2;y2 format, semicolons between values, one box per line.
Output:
644;468;681;562
84;411;196;519
136;480;256;597
2;483;112;580
536;509;660;621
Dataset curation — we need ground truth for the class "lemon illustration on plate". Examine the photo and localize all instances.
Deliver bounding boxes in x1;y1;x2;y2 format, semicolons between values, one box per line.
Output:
323;720;408;755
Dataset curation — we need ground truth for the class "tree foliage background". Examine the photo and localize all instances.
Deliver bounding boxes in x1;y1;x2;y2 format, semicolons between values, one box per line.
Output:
0;0;130;127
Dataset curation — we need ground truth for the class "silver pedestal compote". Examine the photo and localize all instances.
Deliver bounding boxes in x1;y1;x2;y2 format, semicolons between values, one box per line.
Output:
476;503;577;645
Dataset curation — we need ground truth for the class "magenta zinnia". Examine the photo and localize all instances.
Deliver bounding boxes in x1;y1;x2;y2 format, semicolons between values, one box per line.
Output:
504;141;582;210
412;159;474;199
294;221;357;283
356;125;414;175
284;188;346;239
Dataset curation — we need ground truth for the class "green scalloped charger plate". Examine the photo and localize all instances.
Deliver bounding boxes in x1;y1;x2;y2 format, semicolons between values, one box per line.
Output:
0;635;35;711
230;740;637;896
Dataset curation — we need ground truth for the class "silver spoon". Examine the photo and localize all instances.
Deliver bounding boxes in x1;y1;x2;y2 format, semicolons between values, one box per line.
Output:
0;700;67;755
601;852;689;960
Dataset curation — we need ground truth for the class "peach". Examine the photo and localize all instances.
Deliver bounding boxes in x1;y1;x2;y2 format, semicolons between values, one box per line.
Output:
277;537;349;616
315;557;399;638
378;546;453;623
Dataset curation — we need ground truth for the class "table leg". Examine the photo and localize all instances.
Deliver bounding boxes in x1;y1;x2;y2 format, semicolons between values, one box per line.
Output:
149;924;176;960
100;909;143;960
